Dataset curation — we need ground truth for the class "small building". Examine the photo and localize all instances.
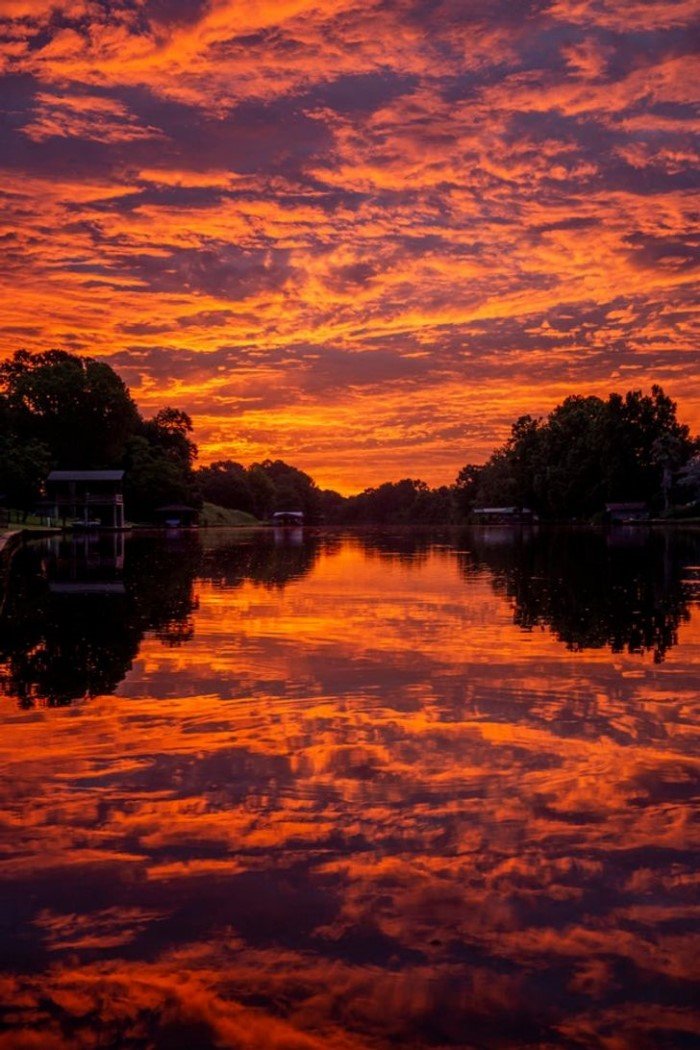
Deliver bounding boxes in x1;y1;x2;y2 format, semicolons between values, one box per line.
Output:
272;510;304;527
45;470;125;529
154;504;198;528
604;502;649;524
472;506;536;524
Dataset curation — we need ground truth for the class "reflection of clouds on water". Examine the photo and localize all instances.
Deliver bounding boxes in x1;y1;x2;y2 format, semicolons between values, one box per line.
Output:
0;530;698;1047
0;530;329;707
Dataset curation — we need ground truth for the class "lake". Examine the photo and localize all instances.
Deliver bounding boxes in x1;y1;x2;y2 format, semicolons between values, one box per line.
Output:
0;527;698;1048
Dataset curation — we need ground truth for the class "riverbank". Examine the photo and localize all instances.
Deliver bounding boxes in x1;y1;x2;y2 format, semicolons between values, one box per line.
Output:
1;525;62;549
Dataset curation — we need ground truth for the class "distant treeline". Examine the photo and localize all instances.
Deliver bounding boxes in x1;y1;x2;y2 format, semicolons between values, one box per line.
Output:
196;388;700;523
1;349;699;523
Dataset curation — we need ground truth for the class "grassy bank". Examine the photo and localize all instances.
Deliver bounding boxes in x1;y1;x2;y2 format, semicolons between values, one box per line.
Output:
1;510;49;528
199;503;259;528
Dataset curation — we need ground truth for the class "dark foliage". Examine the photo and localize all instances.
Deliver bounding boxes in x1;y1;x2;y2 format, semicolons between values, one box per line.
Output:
196;458;324;522
0;350;199;520
2;354;697;527
329;479;458;525
462;386;697;518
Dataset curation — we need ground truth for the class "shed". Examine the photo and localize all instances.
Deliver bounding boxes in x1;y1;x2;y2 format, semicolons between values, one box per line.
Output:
472;506;535;524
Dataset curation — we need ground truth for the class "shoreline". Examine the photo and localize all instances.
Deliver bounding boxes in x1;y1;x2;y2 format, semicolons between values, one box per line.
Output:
0;526;61;618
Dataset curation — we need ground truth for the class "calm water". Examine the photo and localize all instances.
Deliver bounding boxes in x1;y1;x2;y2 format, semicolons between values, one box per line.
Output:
0;528;698;1049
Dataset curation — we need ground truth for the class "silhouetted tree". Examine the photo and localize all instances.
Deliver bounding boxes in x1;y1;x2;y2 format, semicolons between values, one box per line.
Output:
255;459;322;521
0;350;199;522
197;460;255;513
125;408;200;519
455;464;483;515
0;350;140;468
334;478;458;525
461;386;695;519
677;455;700;507
0;433;51;519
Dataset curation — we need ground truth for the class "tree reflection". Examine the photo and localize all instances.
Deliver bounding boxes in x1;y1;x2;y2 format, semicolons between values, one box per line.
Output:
200;527;331;589
0;529;327;706
2;526;697;707
463;526;699;661
352;525;698;661
0;534;201;706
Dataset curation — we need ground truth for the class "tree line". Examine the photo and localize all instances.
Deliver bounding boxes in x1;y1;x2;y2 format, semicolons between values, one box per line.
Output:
456;388;698;520
1;349;698;523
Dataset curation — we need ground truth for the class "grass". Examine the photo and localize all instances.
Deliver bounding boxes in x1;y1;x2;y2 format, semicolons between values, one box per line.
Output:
0;510;50;528
199;502;259;528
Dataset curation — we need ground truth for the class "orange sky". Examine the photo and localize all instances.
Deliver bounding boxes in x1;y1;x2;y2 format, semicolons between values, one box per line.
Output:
0;0;698;492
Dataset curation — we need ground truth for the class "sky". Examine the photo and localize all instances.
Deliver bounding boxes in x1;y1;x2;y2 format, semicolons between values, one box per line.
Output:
0;0;698;493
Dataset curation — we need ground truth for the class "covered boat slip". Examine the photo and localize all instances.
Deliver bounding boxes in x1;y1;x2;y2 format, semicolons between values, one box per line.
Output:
44;470;126;530
271;511;304;527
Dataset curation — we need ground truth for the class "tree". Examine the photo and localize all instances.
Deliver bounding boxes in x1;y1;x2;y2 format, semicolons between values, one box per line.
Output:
197;460;255;513
337;478;454;525
253;459;322;522
247;465;276;519
455;464;483;515
0;350;140;468
677;455;700;507
535;396;607;517
459;385;696;519
0;350;201;522
144;407;198;468
0;434;51;520
123;436;199;521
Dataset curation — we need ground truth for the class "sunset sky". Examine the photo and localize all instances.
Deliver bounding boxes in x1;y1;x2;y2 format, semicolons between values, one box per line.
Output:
0;0;698;492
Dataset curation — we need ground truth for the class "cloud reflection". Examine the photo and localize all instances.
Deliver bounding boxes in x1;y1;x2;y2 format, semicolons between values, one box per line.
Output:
0;530;698;1046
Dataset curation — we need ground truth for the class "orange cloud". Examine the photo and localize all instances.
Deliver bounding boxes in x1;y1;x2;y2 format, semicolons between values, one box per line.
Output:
0;0;697;489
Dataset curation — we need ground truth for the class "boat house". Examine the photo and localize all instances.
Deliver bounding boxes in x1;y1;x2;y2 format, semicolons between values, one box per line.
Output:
272;510;304;527
45;470;125;529
472;506;535;524
154;504;198;528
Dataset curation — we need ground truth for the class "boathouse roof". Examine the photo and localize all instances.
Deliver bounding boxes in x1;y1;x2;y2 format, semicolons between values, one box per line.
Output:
473;506;519;515
47;470;125;482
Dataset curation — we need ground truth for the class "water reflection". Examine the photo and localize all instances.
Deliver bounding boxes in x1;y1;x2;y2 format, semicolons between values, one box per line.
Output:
0;528;698;1048
2;529;698;709
463;527;698;662
0;533;200;706
0;530;330;707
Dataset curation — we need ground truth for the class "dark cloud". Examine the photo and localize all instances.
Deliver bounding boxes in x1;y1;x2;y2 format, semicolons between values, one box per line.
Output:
0;0;697;487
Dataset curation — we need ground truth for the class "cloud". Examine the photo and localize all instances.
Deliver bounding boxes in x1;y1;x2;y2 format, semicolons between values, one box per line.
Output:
21;91;165;143
0;0;697;489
